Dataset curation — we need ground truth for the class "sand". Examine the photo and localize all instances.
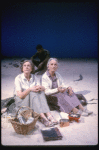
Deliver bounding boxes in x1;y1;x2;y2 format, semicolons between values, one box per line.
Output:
1;58;98;146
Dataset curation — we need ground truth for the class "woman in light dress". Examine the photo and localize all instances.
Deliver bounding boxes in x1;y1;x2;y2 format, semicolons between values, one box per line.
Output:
14;60;57;127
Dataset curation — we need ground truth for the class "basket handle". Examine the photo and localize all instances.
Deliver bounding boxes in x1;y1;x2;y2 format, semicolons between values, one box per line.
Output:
16;106;33;118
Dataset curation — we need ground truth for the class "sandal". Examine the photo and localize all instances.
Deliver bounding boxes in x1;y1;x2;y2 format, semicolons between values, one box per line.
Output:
39;117;54;127
47;115;58;125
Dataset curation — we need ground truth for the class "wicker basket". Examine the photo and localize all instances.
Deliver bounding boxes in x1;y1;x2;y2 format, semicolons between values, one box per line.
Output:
9;106;40;135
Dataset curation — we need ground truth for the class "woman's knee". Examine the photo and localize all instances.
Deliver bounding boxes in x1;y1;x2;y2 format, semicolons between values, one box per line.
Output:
15;95;29;106
15;96;22;104
30;91;39;96
30;91;44;98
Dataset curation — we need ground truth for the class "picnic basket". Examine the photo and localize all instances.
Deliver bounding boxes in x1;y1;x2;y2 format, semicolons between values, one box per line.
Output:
9;106;40;135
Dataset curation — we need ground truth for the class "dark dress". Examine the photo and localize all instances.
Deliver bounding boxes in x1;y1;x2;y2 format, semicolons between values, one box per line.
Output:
46;71;81;114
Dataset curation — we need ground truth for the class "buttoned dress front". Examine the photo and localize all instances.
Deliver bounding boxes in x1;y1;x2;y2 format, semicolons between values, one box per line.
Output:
14;73;50;114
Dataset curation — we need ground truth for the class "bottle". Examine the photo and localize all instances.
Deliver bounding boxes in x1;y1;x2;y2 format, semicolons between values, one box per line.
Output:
25;117;34;124
18;115;26;124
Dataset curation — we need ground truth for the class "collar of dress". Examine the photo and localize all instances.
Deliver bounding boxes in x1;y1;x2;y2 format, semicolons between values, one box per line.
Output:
21;73;33;81
46;71;58;81
46;70;56;77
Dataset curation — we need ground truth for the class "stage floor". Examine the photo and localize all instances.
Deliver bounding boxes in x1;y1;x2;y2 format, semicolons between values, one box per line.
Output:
1;58;98;146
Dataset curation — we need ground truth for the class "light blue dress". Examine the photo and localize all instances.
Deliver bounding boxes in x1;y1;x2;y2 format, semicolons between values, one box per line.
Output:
14;73;50;114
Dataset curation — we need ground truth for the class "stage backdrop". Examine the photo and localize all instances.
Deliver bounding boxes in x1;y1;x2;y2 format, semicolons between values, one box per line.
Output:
1;2;98;58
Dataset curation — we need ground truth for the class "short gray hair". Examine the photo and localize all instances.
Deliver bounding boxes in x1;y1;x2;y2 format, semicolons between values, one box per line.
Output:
21;60;34;72
47;58;59;68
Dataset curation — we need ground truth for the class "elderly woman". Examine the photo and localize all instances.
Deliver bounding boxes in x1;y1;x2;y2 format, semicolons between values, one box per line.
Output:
14;60;57;127
42;58;93;117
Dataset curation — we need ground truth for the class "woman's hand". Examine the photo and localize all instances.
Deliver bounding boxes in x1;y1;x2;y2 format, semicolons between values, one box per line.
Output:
30;85;40;92
16;85;43;99
67;86;73;96
38;85;45;91
58;86;66;93
30;85;45;92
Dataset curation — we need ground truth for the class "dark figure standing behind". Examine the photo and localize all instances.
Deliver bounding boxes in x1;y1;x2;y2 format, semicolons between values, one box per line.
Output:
31;44;50;74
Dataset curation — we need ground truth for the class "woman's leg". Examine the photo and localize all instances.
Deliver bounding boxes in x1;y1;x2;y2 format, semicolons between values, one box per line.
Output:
53;92;80;114
45;112;58;125
40;113;49;121
12;95;30;116
15;93;53;127
72;103;93;116
78;104;84;111
30;92;58;125
36;92;58;124
39;112;54;127
78;103;93;116
71;103;85;114
30;91;50;114
15;95;29;107
72;107;79;114
40;112;57;124
32;59;40;67
66;93;84;114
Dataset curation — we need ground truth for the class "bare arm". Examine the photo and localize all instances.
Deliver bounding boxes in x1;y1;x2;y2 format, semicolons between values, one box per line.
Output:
38;57;49;69
38;50;50;66
58;86;73;95
17;88;31;99
31;52;38;61
17;85;45;99
41;56;49;64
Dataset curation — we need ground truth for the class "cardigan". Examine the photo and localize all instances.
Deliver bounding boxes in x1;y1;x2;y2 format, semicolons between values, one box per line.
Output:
42;71;67;95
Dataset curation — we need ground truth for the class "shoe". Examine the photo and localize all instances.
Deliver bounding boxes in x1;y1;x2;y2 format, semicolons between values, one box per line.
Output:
69;112;80;122
82;108;93;117
47;115;58;125
39;117;54;127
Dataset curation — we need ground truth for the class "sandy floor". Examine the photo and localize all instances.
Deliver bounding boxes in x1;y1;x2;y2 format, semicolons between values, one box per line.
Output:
1;58;98;146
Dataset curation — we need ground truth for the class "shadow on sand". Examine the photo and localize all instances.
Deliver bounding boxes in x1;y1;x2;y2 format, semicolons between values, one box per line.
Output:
75;90;91;95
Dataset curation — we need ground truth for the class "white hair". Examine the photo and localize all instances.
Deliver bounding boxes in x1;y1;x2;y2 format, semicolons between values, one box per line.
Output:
47;58;59;68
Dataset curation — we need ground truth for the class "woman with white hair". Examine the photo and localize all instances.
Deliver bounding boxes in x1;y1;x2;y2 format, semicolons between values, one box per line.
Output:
42;58;93;118
14;60;57;127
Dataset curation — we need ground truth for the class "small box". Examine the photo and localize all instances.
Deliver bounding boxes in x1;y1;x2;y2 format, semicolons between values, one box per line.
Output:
59;119;69;127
